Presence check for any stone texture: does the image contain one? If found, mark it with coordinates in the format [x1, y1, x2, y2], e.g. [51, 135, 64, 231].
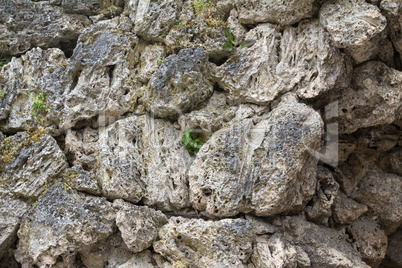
[142, 48, 214, 119]
[0, 195, 29, 259]
[332, 191, 368, 225]
[97, 115, 192, 211]
[380, 147, 402, 176]
[114, 199, 167, 253]
[380, 0, 402, 62]
[65, 127, 99, 170]
[189, 100, 323, 217]
[351, 171, 402, 234]
[305, 166, 339, 226]
[279, 216, 371, 268]
[14, 185, 116, 267]
[320, 0, 388, 63]
[215, 20, 351, 104]
[346, 220, 387, 267]
[338, 62, 402, 134]
[63, 165, 100, 195]
[382, 228, 402, 268]
[235, 0, 315, 26]
[249, 234, 311, 268]
[0, 132, 67, 199]
[153, 217, 254, 267]
[0, 0, 91, 56]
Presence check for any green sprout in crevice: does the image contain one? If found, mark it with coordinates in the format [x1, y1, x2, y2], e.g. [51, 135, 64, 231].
[24, 92, 49, 126]
[223, 29, 256, 52]
[182, 128, 205, 155]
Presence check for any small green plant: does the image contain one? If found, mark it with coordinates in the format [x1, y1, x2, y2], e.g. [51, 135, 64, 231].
[223, 30, 256, 52]
[182, 129, 204, 155]
[157, 57, 166, 65]
[0, 90, 5, 100]
[31, 201, 38, 207]
[24, 92, 49, 125]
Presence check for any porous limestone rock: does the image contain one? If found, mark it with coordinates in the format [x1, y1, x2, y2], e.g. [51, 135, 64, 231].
[380, 147, 402, 176]
[338, 62, 402, 134]
[380, 0, 402, 62]
[189, 101, 323, 217]
[65, 127, 99, 170]
[332, 191, 368, 225]
[320, 0, 388, 63]
[215, 20, 351, 104]
[382, 228, 402, 268]
[116, 250, 169, 268]
[0, 0, 91, 56]
[351, 171, 402, 234]
[63, 165, 100, 195]
[279, 216, 370, 268]
[97, 115, 192, 211]
[125, 0, 183, 42]
[14, 185, 116, 268]
[346, 220, 388, 267]
[0, 195, 29, 259]
[305, 166, 339, 226]
[142, 48, 214, 119]
[153, 217, 254, 267]
[114, 199, 167, 253]
[249, 234, 311, 268]
[235, 0, 315, 26]
[0, 132, 67, 199]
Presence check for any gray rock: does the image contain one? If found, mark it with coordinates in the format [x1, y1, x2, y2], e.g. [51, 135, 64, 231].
[63, 165, 100, 195]
[250, 234, 310, 268]
[65, 127, 98, 170]
[338, 62, 402, 134]
[380, 147, 402, 176]
[280, 216, 370, 268]
[235, 0, 315, 26]
[382, 228, 402, 268]
[14, 185, 116, 267]
[142, 48, 214, 119]
[346, 220, 387, 267]
[380, 0, 402, 62]
[116, 250, 168, 268]
[244, 215, 276, 235]
[320, 0, 387, 63]
[97, 115, 192, 211]
[189, 101, 323, 217]
[351, 171, 402, 234]
[215, 20, 351, 104]
[0, 132, 67, 199]
[125, 0, 183, 42]
[305, 166, 339, 226]
[0, 195, 29, 259]
[114, 199, 167, 253]
[0, 0, 91, 56]
[332, 192, 368, 225]
[153, 217, 254, 267]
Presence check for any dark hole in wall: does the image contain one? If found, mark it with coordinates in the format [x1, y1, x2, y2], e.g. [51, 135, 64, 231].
[59, 39, 78, 58]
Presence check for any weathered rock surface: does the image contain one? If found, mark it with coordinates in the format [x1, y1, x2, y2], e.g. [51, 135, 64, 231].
[189, 100, 323, 217]
[142, 48, 214, 119]
[380, 0, 402, 62]
[338, 61, 402, 134]
[0, 0, 91, 56]
[0, 132, 67, 199]
[154, 217, 254, 267]
[332, 191, 368, 225]
[346, 220, 388, 267]
[351, 171, 402, 234]
[382, 228, 402, 268]
[216, 20, 351, 104]
[279, 216, 371, 268]
[380, 147, 402, 176]
[320, 0, 387, 63]
[235, 0, 315, 26]
[14, 185, 116, 267]
[114, 199, 167, 253]
[63, 165, 100, 195]
[97, 115, 192, 211]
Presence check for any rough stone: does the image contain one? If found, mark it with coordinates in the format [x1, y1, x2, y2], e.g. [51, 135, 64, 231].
[0, 0, 91, 56]
[97, 115, 192, 211]
[189, 101, 323, 217]
[380, 147, 402, 176]
[305, 166, 339, 226]
[244, 215, 276, 235]
[338, 62, 402, 134]
[0, 195, 29, 259]
[280, 216, 370, 268]
[215, 20, 351, 104]
[114, 199, 167, 253]
[0, 132, 67, 199]
[235, 0, 315, 26]
[351, 171, 402, 234]
[249, 234, 311, 268]
[382, 228, 402, 268]
[380, 0, 402, 62]
[65, 127, 99, 170]
[346, 220, 388, 267]
[14, 185, 116, 267]
[63, 165, 100, 195]
[142, 48, 214, 119]
[320, 0, 388, 63]
[153, 217, 254, 267]
[332, 191, 368, 225]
